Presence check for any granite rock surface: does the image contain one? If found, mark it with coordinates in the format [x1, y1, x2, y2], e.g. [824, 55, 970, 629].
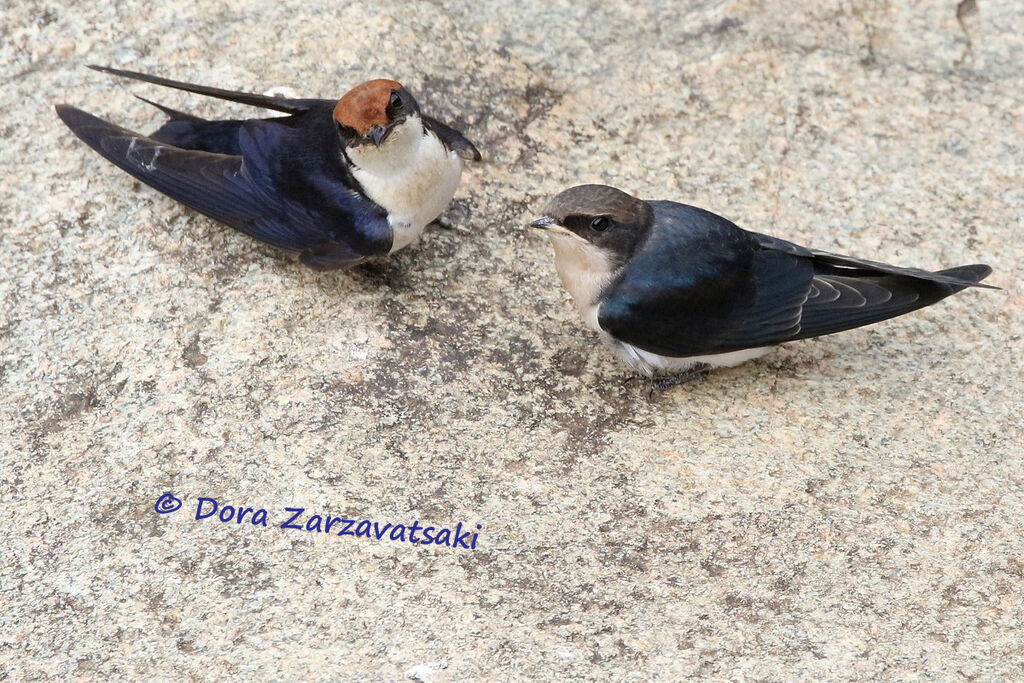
[1, 0, 1022, 679]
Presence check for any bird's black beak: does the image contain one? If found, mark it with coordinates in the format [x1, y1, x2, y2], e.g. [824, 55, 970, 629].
[530, 216, 556, 230]
[369, 125, 387, 148]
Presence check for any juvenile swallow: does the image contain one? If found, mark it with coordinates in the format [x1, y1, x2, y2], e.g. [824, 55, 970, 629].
[531, 185, 995, 378]
[56, 66, 481, 269]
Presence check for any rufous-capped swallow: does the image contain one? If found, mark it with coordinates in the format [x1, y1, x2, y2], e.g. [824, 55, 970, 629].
[56, 66, 481, 269]
[531, 185, 995, 378]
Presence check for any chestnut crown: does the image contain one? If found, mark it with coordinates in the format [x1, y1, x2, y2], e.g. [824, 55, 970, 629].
[333, 79, 419, 141]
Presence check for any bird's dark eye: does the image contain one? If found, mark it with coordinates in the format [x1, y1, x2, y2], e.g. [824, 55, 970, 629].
[590, 216, 611, 232]
[388, 91, 402, 109]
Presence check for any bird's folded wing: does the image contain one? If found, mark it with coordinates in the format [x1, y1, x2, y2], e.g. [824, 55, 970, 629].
[791, 264, 991, 340]
[600, 230, 993, 358]
[56, 105, 390, 268]
[422, 115, 482, 161]
[598, 240, 814, 357]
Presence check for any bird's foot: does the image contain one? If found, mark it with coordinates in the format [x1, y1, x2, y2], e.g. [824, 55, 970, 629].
[646, 364, 712, 398]
[430, 217, 472, 236]
[622, 373, 646, 387]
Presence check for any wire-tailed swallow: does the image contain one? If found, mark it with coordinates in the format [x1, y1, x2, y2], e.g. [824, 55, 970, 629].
[531, 184, 995, 377]
[56, 66, 481, 270]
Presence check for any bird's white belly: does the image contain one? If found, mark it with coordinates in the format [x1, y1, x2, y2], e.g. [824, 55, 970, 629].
[606, 337, 770, 377]
[349, 123, 463, 253]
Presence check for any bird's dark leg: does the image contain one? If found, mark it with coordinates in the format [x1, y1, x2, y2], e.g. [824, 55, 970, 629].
[430, 217, 456, 231]
[430, 217, 473, 236]
[646, 363, 713, 397]
[622, 373, 647, 387]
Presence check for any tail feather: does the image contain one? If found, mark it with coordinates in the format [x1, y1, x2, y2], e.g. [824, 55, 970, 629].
[88, 65, 321, 114]
[133, 96, 249, 156]
[935, 263, 993, 286]
[134, 95, 204, 122]
[149, 117, 247, 156]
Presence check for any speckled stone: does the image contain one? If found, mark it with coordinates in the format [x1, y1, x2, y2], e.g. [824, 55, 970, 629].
[1, 0, 1022, 679]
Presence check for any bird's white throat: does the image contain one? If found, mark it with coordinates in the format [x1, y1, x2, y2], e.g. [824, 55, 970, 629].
[347, 114, 463, 253]
[547, 233, 618, 330]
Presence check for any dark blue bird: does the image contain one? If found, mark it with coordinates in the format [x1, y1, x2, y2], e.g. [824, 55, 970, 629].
[531, 185, 995, 378]
[57, 66, 481, 270]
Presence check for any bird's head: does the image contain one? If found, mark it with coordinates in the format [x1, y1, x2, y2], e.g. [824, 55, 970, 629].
[530, 185, 653, 268]
[333, 79, 421, 149]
